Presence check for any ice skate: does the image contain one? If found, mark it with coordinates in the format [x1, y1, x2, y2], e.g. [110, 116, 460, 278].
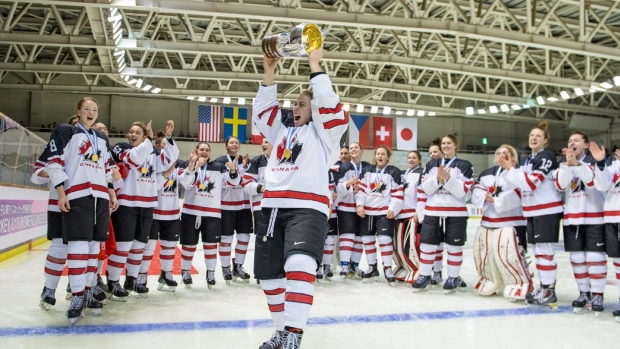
[316, 266, 324, 281]
[412, 274, 431, 293]
[527, 287, 558, 310]
[207, 270, 216, 289]
[571, 292, 592, 314]
[430, 271, 443, 288]
[338, 264, 348, 278]
[85, 289, 103, 316]
[259, 330, 286, 349]
[66, 294, 85, 326]
[106, 280, 128, 302]
[591, 294, 604, 317]
[443, 276, 467, 295]
[65, 283, 72, 301]
[124, 275, 149, 298]
[91, 284, 107, 304]
[613, 308, 620, 323]
[282, 330, 302, 349]
[525, 284, 542, 304]
[157, 270, 177, 292]
[361, 264, 379, 283]
[96, 274, 108, 293]
[384, 267, 396, 286]
[323, 264, 333, 281]
[222, 266, 233, 285]
[39, 286, 56, 311]
[182, 269, 193, 288]
[233, 264, 251, 283]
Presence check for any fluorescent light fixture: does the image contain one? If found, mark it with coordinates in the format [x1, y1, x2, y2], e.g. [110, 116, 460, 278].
[382, 107, 391, 115]
[406, 110, 415, 116]
[600, 82, 613, 89]
[114, 35, 122, 46]
[113, 49, 124, 57]
[186, 96, 195, 100]
[428, 112, 436, 116]
[136, 79, 143, 88]
[547, 96, 558, 102]
[151, 88, 162, 94]
[574, 88, 584, 96]
[113, 20, 122, 33]
[614, 76, 620, 86]
[370, 106, 378, 113]
[223, 97, 231, 104]
[115, 55, 125, 64]
[198, 96, 206, 102]
[536, 96, 545, 105]
[110, 8, 119, 17]
[395, 110, 403, 115]
[560, 91, 570, 99]
[511, 104, 521, 110]
[477, 109, 486, 114]
[107, 15, 122, 23]
[118, 62, 126, 72]
[500, 104, 509, 112]
[142, 84, 152, 92]
[417, 110, 424, 117]
[282, 100, 291, 108]
[489, 106, 498, 114]
[238, 97, 246, 105]
[113, 29, 123, 40]
[465, 107, 474, 115]
[210, 97, 218, 103]
[127, 79, 137, 85]
[342, 104, 350, 111]
[123, 75, 130, 82]
[356, 104, 364, 113]
[522, 104, 530, 109]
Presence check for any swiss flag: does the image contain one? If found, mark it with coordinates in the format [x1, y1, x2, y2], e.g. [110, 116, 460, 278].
[396, 117, 417, 150]
[373, 116, 393, 148]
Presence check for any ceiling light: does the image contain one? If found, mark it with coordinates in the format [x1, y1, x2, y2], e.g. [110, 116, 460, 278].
[574, 88, 584, 96]
[223, 97, 231, 104]
[600, 82, 613, 89]
[187, 96, 195, 100]
[547, 97, 558, 102]
[522, 104, 530, 109]
[127, 79, 137, 85]
[465, 107, 474, 115]
[113, 20, 122, 33]
[113, 29, 123, 40]
[614, 76, 620, 86]
[210, 97, 218, 103]
[114, 35, 122, 46]
[107, 15, 122, 23]
[417, 110, 424, 117]
[123, 75, 130, 82]
[489, 106, 498, 114]
[238, 97, 246, 105]
[198, 96, 206, 102]
[500, 104, 509, 112]
[113, 49, 124, 57]
[406, 110, 414, 116]
[356, 104, 364, 113]
[151, 87, 161, 94]
[370, 106, 378, 113]
[395, 110, 403, 115]
[282, 100, 291, 108]
[560, 91, 570, 99]
[110, 8, 119, 17]
[511, 104, 521, 110]
[118, 62, 126, 72]
[342, 104, 350, 111]
[382, 107, 391, 115]
[428, 112, 436, 116]
[536, 96, 545, 105]
[477, 109, 486, 114]
[135, 79, 143, 88]
[142, 84, 152, 92]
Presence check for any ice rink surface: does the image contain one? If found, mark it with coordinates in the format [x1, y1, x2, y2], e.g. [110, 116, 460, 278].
[1, 221, 618, 349]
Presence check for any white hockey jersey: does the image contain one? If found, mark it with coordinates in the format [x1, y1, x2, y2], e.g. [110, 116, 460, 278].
[593, 158, 620, 223]
[336, 160, 371, 213]
[153, 163, 185, 221]
[32, 148, 60, 213]
[112, 138, 179, 208]
[180, 161, 240, 218]
[242, 154, 269, 212]
[503, 149, 563, 217]
[555, 155, 605, 225]
[472, 166, 526, 228]
[214, 154, 250, 210]
[419, 157, 474, 217]
[252, 73, 348, 217]
[397, 166, 422, 219]
[356, 165, 404, 216]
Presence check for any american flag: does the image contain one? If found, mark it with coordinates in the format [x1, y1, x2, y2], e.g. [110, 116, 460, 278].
[198, 105, 222, 142]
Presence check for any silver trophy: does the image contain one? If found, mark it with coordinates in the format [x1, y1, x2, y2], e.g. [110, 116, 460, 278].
[262, 23, 324, 58]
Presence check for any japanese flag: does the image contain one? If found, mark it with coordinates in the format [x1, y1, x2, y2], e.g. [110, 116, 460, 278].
[396, 117, 417, 151]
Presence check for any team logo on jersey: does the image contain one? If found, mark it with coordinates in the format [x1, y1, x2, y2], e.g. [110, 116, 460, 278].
[163, 178, 177, 192]
[370, 181, 387, 193]
[197, 179, 215, 193]
[488, 185, 503, 197]
[570, 177, 585, 193]
[138, 163, 154, 177]
[613, 173, 620, 187]
[276, 134, 303, 164]
[77, 140, 101, 162]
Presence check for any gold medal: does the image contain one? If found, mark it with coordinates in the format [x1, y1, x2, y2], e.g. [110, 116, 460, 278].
[199, 183, 206, 190]
[283, 148, 291, 159]
[167, 179, 174, 186]
[141, 167, 148, 174]
[375, 182, 381, 189]
[91, 154, 99, 162]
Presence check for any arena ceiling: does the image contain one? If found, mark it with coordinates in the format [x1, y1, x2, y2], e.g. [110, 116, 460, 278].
[1, 0, 620, 126]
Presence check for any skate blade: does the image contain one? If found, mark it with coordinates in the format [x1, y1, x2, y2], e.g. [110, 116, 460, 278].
[412, 286, 429, 293]
[39, 302, 53, 311]
[233, 277, 250, 284]
[65, 293, 72, 301]
[573, 306, 592, 314]
[324, 277, 332, 282]
[362, 277, 379, 284]
[387, 282, 395, 287]
[157, 284, 176, 292]
[444, 288, 457, 295]
[527, 303, 558, 310]
[593, 311, 602, 318]
[87, 308, 102, 316]
[184, 283, 193, 289]
[128, 291, 148, 299]
[207, 284, 214, 290]
[615, 316, 620, 323]
[225, 280, 231, 285]
[67, 312, 84, 326]
[109, 295, 128, 302]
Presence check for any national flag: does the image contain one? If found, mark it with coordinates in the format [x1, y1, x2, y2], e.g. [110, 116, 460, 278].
[198, 105, 222, 142]
[223, 107, 248, 143]
[251, 117, 264, 144]
[372, 116, 393, 148]
[396, 117, 418, 150]
[348, 114, 370, 148]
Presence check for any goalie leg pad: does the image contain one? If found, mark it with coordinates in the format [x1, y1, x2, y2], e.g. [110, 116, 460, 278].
[473, 226, 502, 296]
[492, 227, 532, 300]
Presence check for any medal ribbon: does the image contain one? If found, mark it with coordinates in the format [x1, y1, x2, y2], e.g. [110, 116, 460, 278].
[76, 122, 99, 162]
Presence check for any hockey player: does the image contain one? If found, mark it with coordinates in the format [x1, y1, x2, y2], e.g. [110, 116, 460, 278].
[591, 141, 620, 321]
[355, 146, 404, 285]
[394, 150, 423, 283]
[471, 145, 530, 300]
[213, 137, 253, 283]
[109, 120, 178, 300]
[336, 142, 371, 278]
[319, 168, 339, 281]
[412, 134, 473, 294]
[252, 49, 348, 349]
[44, 97, 118, 324]
[501, 121, 563, 308]
[178, 143, 239, 289]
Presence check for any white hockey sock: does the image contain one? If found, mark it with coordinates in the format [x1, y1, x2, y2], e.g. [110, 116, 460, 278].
[234, 233, 250, 265]
[534, 243, 556, 286]
[126, 240, 146, 278]
[139, 239, 157, 274]
[203, 243, 218, 271]
[43, 238, 67, 290]
[106, 241, 132, 282]
[569, 251, 589, 292]
[614, 258, 620, 292]
[86, 241, 100, 290]
[180, 244, 196, 271]
[419, 243, 437, 276]
[260, 278, 287, 331]
[378, 235, 393, 268]
[322, 235, 335, 266]
[351, 235, 363, 264]
[337, 233, 354, 266]
[361, 235, 377, 266]
[219, 235, 233, 268]
[587, 251, 607, 294]
[159, 240, 177, 272]
[433, 242, 444, 272]
[67, 241, 89, 294]
[446, 244, 463, 278]
[284, 254, 316, 330]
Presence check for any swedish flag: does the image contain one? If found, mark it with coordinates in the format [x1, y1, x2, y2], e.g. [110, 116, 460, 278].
[223, 107, 248, 143]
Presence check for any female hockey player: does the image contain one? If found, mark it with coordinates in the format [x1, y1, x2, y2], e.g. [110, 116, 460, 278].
[252, 49, 348, 349]
[355, 145, 404, 285]
[471, 144, 530, 300]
